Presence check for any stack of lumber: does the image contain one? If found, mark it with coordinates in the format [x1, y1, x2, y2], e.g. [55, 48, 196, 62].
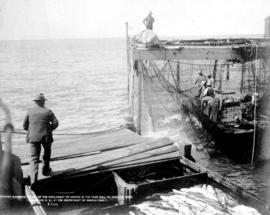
[14, 128, 179, 182]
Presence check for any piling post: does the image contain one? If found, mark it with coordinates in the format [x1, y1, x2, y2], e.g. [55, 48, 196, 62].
[240, 60, 245, 93]
[251, 46, 258, 164]
[184, 144, 196, 162]
[212, 60, 218, 88]
[126, 22, 132, 113]
[176, 61, 180, 87]
[218, 64, 223, 92]
[136, 61, 143, 135]
[128, 58, 135, 117]
[226, 62, 230, 80]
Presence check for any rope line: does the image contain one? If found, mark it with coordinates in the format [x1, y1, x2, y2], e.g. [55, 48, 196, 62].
[0, 126, 123, 136]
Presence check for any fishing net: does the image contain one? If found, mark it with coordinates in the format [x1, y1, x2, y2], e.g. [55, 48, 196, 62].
[130, 54, 270, 142]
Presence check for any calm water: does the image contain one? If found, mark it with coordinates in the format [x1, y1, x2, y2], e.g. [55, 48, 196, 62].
[0, 39, 269, 212]
[0, 39, 128, 133]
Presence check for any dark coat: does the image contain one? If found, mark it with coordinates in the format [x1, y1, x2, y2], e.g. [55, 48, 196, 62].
[23, 106, 58, 143]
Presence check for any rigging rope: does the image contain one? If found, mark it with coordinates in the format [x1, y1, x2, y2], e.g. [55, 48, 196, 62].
[0, 126, 123, 136]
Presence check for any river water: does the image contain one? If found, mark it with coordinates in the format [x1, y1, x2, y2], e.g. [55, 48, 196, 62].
[0, 38, 269, 213]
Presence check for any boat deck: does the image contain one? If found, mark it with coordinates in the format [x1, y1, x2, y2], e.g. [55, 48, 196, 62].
[13, 128, 179, 182]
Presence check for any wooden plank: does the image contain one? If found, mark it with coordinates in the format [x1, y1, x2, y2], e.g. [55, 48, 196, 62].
[111, 151, 180, 168]
[132, 45, 270, 61]
[36, 157, 181, 185]
[133, 46, 241, 61]
[54, 137, 173, 173]
[21, 150, 101, 166]
[106, 144, 178, 166]
[30, 137, 173, 181]
[14, 128, 148, 164]
[22, 144, 177, 179]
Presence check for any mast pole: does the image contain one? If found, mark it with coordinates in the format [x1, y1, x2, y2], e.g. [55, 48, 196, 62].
[137, 61, 143, 135]
[126, 22, 132, 115]
[251, 46, 258, 164]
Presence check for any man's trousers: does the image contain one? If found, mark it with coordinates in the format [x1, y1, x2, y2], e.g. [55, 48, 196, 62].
[29, 140, 51, 185]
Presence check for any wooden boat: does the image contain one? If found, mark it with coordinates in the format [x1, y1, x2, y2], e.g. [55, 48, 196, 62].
[181, 91, 265, 163]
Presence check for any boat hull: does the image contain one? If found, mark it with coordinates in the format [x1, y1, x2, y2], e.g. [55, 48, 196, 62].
[181, 97, 262, 163]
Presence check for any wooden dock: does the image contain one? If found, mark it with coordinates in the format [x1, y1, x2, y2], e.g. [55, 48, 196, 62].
[9, 128, 269, 214]
[13, 128, 179, 182]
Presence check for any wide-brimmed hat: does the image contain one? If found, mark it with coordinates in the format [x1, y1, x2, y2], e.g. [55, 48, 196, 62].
[33, 93, 47, 101]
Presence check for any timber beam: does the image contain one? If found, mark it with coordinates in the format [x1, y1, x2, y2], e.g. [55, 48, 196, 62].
[132, 46, 241, 61]
[132, 45, 269, 61]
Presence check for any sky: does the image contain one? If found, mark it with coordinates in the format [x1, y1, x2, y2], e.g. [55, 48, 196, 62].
[0, 0, 270, 40]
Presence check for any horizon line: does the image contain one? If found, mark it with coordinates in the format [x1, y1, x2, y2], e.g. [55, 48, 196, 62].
[0, 33, 264, 42]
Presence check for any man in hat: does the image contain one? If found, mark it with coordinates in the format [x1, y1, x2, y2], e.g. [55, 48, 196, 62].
[195, 71, 206, 85]
[143, 11, 155, 30]
[23, 93, 58, 185]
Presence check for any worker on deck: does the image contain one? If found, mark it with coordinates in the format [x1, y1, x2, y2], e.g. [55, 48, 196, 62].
[195, 71, 206, 86]
[194, 71, 207, 98]
[23, 93, 58, 185]
[207, 74, 214, 87]
[240, 94, 254, 121]
[143, 11, 155, 30]
[201, 83, 215, 109]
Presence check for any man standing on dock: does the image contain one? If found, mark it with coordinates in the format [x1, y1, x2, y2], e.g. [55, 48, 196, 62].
[143, 11, 154, 30]
[23, 93, 58, 185]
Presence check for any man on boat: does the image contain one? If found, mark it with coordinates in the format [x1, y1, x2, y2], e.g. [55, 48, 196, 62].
[23, 93, 58, 185]
[143, 11, 155, 30]
[207, 74, 214, 87]
[195, 71, 207, 97]
[195, 71, 206, 85]
[201, 83, 215, 109]
[240, 94, 254, 121]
